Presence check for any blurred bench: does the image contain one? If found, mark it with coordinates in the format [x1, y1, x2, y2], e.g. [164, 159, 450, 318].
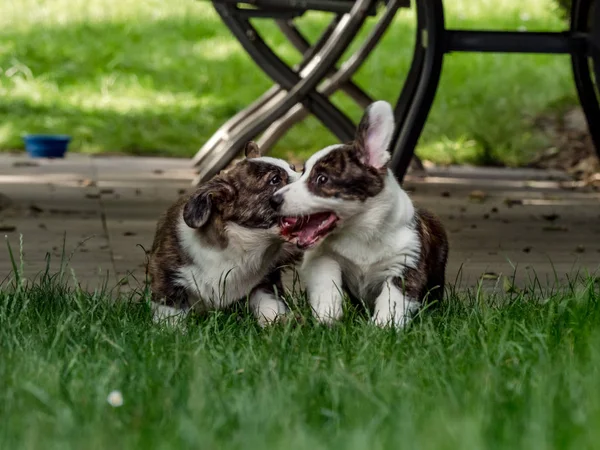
[193, 0, 600, 184]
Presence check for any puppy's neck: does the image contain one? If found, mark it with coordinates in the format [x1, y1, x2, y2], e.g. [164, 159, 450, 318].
[178, 218, 280, 267]
[341, 170, 415, 240]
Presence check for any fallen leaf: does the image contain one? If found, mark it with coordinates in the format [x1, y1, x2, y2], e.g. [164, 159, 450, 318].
[575, 245, 585, 253]
[543, 225, 569, 232]
[469, 190, 487, 203]
[38, 223, 47, 230]
[28, 204, 44, 214]
[79, 179, 96, 187]
[85, 193, 100, 199]
[99, 188, 114, 195]
[481, 272, 500, 281]
[441, 191, 451, 198]
[504, 198, 523, 207]
[522, 246, 532, 253]
[483, 213, 490, 219]
[503, 276, 521, 294]
[541, 213, 560, 222]
[0, 225, 16, 232]
[491, 207, 499, 213]
[123, 231, 136, 237]
[178, 189, 187, 195]
[153, 169, 164, 175]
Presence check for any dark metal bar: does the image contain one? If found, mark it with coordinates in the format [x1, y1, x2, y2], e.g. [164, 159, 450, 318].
[259, 0, 403, 152]
[276, 19, 372, 105]
[194, 0, 372, 183]
[447, 30, 579, 54]
[389, 0, 446, 182]
[571, 0, 600, 160]
[236, 8, 302, 19]
[218, 0, 375, 14]
[193, 14, 343, 167]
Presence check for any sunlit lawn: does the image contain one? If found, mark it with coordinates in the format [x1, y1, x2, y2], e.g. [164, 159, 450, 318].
[0, 0, 575, 165]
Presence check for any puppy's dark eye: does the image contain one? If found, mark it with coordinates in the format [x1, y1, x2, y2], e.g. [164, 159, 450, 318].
[289, 164, 296, 171]
[316, 174, 328, 185]
[269, 174, 282, 185]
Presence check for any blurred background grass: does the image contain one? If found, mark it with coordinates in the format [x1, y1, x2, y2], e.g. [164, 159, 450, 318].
[0, 0, 576, 165]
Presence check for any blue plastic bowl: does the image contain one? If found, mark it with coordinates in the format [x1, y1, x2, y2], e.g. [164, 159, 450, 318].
[23, 134, 71, 158]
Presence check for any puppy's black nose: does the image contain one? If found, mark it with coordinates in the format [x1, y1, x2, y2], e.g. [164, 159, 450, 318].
[270, 192, 284, 210]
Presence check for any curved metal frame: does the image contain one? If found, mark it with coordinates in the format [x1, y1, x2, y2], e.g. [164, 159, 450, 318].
[196, 0, 600, 186]
[192, 15, 342, 167]
[258, 0, 402, 153]
[389, 0, 445, 181]
[193, 0, 374, 183]
[572, 0, 600, 159]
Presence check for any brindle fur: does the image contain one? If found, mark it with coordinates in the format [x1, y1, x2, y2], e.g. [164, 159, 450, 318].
[393, 209, 448, 305]
[306, 143, 386, 201]
[148, 142, 299, 310]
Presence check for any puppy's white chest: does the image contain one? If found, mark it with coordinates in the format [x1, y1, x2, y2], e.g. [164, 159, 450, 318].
[328, 225, 421, 301]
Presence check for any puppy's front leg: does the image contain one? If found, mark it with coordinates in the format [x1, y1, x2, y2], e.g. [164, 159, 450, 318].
[302, 255, 343, 325]
[249, 288, 289, 327]
[372, 279, 420, 328]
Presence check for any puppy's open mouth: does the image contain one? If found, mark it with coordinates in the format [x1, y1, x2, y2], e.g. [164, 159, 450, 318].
[279, 212, 339, 249]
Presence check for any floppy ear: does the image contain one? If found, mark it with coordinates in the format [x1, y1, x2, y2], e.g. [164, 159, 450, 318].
[356, 101, 395, 169]
[244, 141, 260, 159]
[183, 180, 235, 228]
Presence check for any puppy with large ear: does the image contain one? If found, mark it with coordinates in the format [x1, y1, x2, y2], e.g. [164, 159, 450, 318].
[355, 100, 394, 171]
[182, 179, 235, 230]
[148, 141, 300, 326]
[274, 101, 449, 328]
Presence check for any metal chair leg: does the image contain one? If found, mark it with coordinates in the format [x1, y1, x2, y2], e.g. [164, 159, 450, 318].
[258, 0, 403, 153]
[276, 19, 372, 106]
[192, 14, 342, 167]
[389, 0, 446, 183]
[193, 0, 373, 184]
[571, 0, 600, 160]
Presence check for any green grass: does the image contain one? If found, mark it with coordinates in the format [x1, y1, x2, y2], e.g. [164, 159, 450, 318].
[2, 244, 600, 449]
[0, 0, 576, 166]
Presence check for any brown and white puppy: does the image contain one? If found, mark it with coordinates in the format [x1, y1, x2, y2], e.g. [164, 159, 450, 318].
[148, 142, 299, 326]
[271, 101, 448, 327]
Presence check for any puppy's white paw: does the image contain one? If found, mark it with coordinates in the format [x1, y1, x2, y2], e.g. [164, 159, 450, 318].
[372, 283, 420, 329]
[255, 300, 289, 327]
[313, 299, 343, 325]
[250, 290, 289, 327]
[151, 303, 189, 329]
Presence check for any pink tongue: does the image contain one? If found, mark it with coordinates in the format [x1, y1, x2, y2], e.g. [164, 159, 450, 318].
[297, 222, 322, 247]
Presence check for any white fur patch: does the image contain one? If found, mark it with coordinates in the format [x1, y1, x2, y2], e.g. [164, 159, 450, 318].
[152, 303, 189, 327]
[372, 279, 420, 327]
[362, 101, 394, 169]
[175, 218, 281, 309]
[253, 156, 299, 181]
[301, 254, 344, 324]
[249, 288, 289, 327]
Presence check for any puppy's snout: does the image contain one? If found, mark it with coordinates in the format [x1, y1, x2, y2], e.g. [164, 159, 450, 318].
[270, 192, 284, 210]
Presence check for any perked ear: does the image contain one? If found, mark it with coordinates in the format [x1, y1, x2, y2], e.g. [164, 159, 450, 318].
[182, 180, 235, 229]
[356, 101, 395, 169]
[244, 141, 261, 159]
